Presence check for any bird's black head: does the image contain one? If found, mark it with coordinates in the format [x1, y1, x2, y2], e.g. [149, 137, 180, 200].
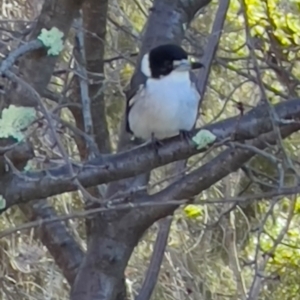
[141, 44, 198, 79]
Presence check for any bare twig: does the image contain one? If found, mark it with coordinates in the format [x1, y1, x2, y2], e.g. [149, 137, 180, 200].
[196, 0, 230, 100]
[19, 200, 84, 284]
[135, 216, 172, 300]
[4, 70, 101, 203]
[0, 39, 43, 75]
[216, 57, 289, 99]
[135, 4, 230, 296]
[103, 52, 138, 64]
[239, 0, 285, 156]
[0, 200, 186, 239]
[2, 182, 300, 242]
[74, 15, 99, 159]
[1, 98, 300, 208]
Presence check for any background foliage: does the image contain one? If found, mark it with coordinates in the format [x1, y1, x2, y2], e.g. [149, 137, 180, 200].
[1, 0, 300, 299]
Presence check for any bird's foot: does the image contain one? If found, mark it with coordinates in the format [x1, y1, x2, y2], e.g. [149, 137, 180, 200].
[179, 130, 193, 144]
[151, 133, 163, 155]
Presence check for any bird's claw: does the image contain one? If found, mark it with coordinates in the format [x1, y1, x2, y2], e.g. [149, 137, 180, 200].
[179, 130, 193, 143]
[151, 133, 163, 155]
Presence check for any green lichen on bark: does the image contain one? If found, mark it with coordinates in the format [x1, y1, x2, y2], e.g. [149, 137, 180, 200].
[192, 129, 217, 149]
[37, 27, 64, 56]
[0, 195, 6, 210]
[0, 105, 36, 141]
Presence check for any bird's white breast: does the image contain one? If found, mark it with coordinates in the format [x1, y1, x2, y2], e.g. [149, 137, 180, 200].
[128, 72, 199, 140]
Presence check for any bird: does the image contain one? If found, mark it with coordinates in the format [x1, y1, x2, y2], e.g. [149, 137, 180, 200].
[126, 44, 203, 144]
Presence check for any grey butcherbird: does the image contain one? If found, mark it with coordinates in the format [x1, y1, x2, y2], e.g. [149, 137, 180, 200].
[126, 44, 204, 145]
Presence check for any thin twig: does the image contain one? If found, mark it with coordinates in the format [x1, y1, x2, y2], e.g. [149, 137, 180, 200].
[74, 15, 99, 159]
[2, 182, 300, 240]
[196, 0, 230, 102]
[4, 70, 101, 204]
[0, 39, 43, 75]
[135, 216, 172, 300]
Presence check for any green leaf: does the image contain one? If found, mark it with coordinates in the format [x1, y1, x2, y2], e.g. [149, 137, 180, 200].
[184, 204, 202, 218]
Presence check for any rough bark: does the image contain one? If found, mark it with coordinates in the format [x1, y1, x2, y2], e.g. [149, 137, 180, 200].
[2, 1, 300, 299]
[20, 201, 84, 284]
[1, 0, 86, 286]
[7, 0, 85, 107]
[70, 1, 213, 299]
[1, 98, 300, 208]
[69, 0, 110, 158]
[135, 2, 230, 296]
[136, 216, 173, 300]
[67, 0, 110, 241]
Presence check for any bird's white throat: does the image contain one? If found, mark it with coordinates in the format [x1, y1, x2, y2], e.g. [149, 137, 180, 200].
[147, 70, 190, 85]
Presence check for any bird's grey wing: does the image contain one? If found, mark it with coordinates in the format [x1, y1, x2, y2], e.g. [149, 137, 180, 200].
[190, 60, 204, 101]
[125, 83, 146, 133]
[189, 70, 201, 98]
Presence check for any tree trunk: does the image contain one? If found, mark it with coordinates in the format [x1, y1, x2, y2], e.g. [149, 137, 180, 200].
[70, 0, 212, 299]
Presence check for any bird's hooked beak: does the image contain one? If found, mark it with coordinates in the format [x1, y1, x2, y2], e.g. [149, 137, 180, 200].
[191, 61, 204, 70]
[173, 59, 191, 71]
[174, 59, 204, 72]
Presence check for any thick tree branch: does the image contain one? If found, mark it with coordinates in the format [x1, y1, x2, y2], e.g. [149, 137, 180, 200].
[0, 40, 43, 75]
[68, 0, 113, 296]
[135, 216, 172, 300]
[105, 0, 208, 197]
[0, 141, 34, 176]
[122, 123, 300, 237]
[20, 201, 84, 284]
[70, 0, 110, 158]
[4, 185, 300, 239]
[136, 2, 229, 297]
[1, 0, 86, 287]
[1, 99, 300, 210]
[7, 0, 86, 106]
[70, 1, 213, 299]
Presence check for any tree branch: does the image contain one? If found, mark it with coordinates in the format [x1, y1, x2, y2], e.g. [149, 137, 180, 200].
[1, 98, 300, 209]
[135, 216, 172, 300]
[20, 200, 84, 284]
[196, 0, 230, 98]
[70, 0, 110, 157]
[67, 0, 110, 211]
[0, 0, 86, 287]
[0, 40, 43, 75]
[7, 0, 86, 106]
[113, 122, 300, 244]
[136, 2, 229, 297]
[70, 1, 214, 299]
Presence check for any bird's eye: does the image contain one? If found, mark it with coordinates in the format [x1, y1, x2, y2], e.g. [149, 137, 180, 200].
[166, 61, 173, 68]
[162, 60, 173, 71]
